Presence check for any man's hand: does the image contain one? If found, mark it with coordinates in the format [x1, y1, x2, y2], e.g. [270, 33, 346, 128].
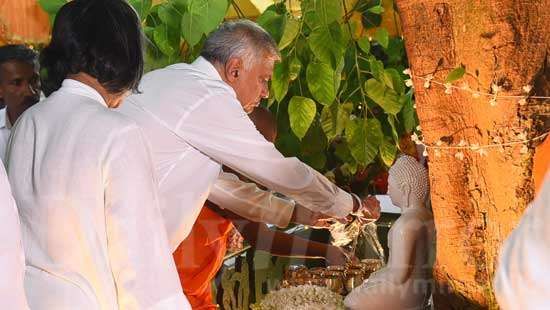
[351, 195, 381, 223]
[290, 205, 339, 228]
[361, 196, 381, 220]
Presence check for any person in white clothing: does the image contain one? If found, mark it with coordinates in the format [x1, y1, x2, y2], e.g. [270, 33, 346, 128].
[0, 160, 28, 308]
[494, 173, 550, 309]
[117, 20, 380, 250]
[0, 45, 40, 163]
[7, 1, 189, 309]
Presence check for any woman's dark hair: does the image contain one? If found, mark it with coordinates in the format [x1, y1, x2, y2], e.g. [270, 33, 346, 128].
[40, 0, 144, 96]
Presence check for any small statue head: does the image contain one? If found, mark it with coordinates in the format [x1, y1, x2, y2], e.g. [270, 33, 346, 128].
[388, 155, 429, 208]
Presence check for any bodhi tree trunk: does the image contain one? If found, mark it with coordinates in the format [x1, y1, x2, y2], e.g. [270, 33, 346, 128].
[395, 0, 549, 308]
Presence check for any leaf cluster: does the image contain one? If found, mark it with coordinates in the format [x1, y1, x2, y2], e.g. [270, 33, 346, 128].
[261, 0, 419, 193]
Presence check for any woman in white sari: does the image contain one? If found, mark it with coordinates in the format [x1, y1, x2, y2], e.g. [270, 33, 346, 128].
[6, 0, 188, 309]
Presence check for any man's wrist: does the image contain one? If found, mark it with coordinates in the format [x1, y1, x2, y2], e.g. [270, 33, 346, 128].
[351, 193, 361, 213]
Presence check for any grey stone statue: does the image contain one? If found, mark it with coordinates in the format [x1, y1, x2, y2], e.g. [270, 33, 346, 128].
[345, 155, 435, 310]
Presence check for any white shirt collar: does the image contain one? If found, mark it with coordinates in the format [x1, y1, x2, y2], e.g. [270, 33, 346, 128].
[0, 108, 10, 130]
[191, 56, 223, 81]
[59, 79, 108, 108]
[166, 56, 238, 101]
[168, 56, 224, 82]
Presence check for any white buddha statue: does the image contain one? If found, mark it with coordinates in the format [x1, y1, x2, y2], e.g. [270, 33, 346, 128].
[344, 155, 435, 310]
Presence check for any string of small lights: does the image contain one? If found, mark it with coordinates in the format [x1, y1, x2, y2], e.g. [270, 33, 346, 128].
[401, 69, 549, 159]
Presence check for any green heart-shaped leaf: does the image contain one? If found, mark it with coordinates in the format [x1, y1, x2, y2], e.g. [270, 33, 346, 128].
[307, 62, 336, 105]
[181, 0, 228, 46]
[279, 18, 300, 50]
[445, 66, 466, 83]
[365, 78, 403, 115]
[375, 28, 389, 49]
[288, 96, 317, 140]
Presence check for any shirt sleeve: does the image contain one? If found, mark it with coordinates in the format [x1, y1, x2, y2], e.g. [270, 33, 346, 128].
[177, 94, 353, 218]
[208, 171, 295, 228]
[494, 173, 550, 310]
[104, 125, 189, 310]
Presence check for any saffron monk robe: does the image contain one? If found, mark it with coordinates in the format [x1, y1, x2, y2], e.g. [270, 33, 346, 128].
[533, 135, 549, 195]
[173, 107, 359, 309]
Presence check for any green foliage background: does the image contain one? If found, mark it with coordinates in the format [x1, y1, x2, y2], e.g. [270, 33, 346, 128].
[39, 0, 418, 194]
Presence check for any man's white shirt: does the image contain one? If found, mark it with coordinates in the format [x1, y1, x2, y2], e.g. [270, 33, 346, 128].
[118, 56, 354, 250]
[0, 107, 12, 164]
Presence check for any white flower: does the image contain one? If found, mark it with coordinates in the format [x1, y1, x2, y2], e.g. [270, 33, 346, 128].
[520, 145, 528, 154]
[455, 152, 465, 160]
[444, 83, 452, 94]
[478, 149, 488, 157]
[518, 98, 527, 105]
[522, 85, 532, 93]
[423, 74, 434, 89]
[436, 140, 443, 146]
[491, 83, 502, 94]
[405, 79, 414, 87]
[517, 132, 527, 141]
[416, 125, 422, 131]
[403, 68, 412, 76]
[458, 139, 467, 147]
[254, 285, 345, 310]
[411, 133, 423, 145]
[413, 104, 417, 109]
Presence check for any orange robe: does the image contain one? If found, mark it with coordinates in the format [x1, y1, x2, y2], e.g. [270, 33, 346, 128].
[534, 137, 550, 195]
[173, 205, 233, 309]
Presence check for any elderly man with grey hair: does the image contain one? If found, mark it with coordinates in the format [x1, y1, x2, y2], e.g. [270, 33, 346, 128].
[117, 20, 379, 252]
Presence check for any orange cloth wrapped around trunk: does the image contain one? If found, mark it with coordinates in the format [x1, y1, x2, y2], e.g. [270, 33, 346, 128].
[173, 205, 233, 309]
